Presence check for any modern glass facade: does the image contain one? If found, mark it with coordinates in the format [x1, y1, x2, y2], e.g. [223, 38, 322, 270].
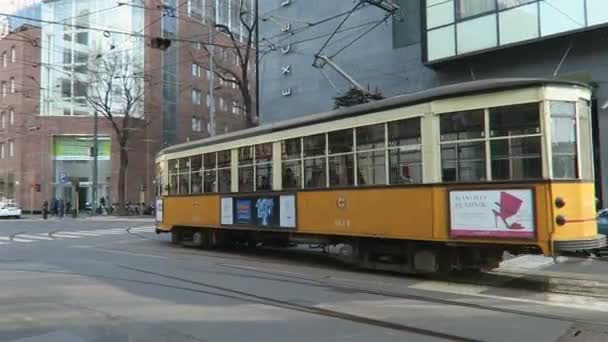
[40, 0, 145, 116]
[425, 0, 608, 63]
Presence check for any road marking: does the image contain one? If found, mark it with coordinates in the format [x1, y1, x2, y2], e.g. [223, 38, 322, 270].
[72, 246, 168, 259]
[58, 231, 103, 236]
[90, 230, 125, 235]
[52, 233, 82, 239]
[11, 237, 34, 243]
[16, 234, 54, 241]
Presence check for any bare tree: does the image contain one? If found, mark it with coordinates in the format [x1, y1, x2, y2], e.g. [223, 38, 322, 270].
[193, 0, 257, 125]
[84, 52, 147, 215]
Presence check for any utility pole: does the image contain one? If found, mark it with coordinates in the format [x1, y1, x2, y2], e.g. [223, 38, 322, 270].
[255, 0, 260, 122]
[209, 18, 216, 137]
[92, 110, 98, 216]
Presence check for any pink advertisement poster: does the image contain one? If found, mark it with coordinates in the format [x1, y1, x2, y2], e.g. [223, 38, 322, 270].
[449, 189, 536, 239]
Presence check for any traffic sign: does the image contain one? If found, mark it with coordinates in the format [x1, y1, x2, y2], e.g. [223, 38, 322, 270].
[60, 173, 69, 184]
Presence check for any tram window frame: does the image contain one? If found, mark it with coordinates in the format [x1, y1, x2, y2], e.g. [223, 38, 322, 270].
[281, 138, 302, 190]
[440, 110, 487, 182]
[255, 143, 273, 191]
[388, 118, 423, 184]
[328, 129, 355, 187]
[550, 101, 578, 179]
[303, 134, 327, 188]
[356, 123, 387, 186]
[578, 100, 593, 180]
[178, 157, 191, 195]
[238, 146, 254, 192]
[203, 152, 218, 193]
[488, 103, 543, 181]
[217, 150, 231, 193]
[190, 155, 203, 194]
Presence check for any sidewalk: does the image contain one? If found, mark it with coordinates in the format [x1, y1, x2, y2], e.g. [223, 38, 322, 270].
[19, 214, 155, 222]
[494, 254, 608, 297]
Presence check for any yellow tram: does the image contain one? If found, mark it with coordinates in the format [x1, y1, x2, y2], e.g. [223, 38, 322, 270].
[155, 79, 606, 272]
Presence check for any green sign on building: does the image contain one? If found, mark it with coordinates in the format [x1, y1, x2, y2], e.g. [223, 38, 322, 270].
[53, 136, 111, 161]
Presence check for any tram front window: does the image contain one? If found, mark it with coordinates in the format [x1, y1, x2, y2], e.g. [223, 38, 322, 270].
[551, 101, 578, 179]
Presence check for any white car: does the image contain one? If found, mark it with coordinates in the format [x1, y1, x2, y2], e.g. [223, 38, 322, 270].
[0, 202, 21, 219]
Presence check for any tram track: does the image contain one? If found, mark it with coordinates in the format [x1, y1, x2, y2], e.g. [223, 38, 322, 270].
[127, 225, 608, 297]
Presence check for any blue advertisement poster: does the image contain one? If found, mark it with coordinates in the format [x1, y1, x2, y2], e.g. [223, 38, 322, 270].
[236, 199, 252, 224]
[230, 196, 282, 228]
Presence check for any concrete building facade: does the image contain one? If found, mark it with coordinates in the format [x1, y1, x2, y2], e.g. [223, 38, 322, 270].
[258, 0, 608, 205]
[0, 0, 252, 212]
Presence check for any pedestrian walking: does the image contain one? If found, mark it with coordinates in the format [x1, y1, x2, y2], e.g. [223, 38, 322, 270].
[66, 201, 72, 217]
[50, 198, 57, 216]
[42, 200, 48, 220]
[58, 199, 64, 218]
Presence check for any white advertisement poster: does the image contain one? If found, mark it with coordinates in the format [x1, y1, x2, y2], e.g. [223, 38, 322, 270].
[220, 197, 233, 225]
[449, 189, 535, 239]
[155, 198, 163, 223]
[279, 195, 296, 228]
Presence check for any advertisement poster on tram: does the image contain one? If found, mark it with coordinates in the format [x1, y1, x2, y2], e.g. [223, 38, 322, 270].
[220, 195, 297, 229]
[449, 189, 535, 239]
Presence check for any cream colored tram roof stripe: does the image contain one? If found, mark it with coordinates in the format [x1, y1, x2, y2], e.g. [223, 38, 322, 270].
[158, 82, 591, 162]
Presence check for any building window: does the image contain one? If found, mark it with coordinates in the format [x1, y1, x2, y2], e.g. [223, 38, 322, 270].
[188, 0, 204, 21]
[192, 116, 202, 132]
[1, 82, 6, 97]
[425, 0, 594, 63]
[0, 143, 5, 159]
[232, 101, 240, 114]
[10, 47, 15, 63]
[456, 0, 495, 19]
[192, 63, 201, 77]
[192, 88, 202, 105]
[1, 52, 5, 68]
[551, 101, 577, 179]
[440, 110, 486, 182]
[9, 78, 14, 93]
[0, 112, 5, 129]
[9, 109, 13, 125]
[8, 140, 14, 157]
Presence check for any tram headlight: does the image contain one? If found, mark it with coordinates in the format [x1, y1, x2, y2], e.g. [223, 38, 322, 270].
[555, 197, 566, 209]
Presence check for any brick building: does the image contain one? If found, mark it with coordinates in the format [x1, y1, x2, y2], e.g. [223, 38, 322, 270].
[0, 0, 253, 212]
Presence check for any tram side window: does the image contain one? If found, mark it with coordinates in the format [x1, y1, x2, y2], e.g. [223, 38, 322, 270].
[357, 123, 386, 186]
[178, 157, 191, 195]
[388, 118, 422, 184]
[440, 110, 486, 182]
[168, 159, 178, 195]
[217, 150, 231, 193]
[203, 152, 217, 193]
[256, 143, 273, 191]
[282, 138, 302, 190]
[191, 155, 203, 194]
[328, 129, 354, 187]
[304, 134, 327, 188]
[489, 103, 542, 180]
[578, 100, 593, 180]
[551, 101, 578, 179]
[239, 146, 254, 192]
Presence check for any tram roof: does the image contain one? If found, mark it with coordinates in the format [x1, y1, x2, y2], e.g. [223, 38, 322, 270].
[158, 78, 589, 157]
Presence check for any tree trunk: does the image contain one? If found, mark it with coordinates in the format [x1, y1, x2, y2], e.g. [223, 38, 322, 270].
[117, 144, 129, 216]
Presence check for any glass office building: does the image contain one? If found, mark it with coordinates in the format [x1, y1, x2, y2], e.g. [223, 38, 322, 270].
[40, 0, 145, 207]
[425, 0, 608, 63]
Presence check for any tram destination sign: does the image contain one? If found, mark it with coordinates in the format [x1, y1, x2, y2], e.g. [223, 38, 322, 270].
[449, 189, 536, 239]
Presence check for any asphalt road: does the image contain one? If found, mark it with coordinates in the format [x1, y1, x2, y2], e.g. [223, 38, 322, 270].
[0, 217, 606, 342]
